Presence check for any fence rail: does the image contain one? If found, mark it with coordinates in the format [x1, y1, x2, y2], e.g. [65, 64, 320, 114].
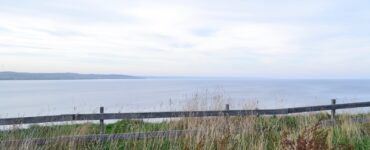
[0, 130, 197, 146]
[1, 100, 370, 126]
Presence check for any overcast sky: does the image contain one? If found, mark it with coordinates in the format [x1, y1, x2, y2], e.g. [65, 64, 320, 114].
[0, 0, 370, 78]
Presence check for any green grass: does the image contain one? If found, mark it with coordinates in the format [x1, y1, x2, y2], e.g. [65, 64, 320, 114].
[1, 113, 370, 150]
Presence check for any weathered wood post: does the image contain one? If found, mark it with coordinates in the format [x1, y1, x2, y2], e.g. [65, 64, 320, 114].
[225, 104, 230, 111]
[100, 107, 105, 134]
[224, 104, 230, 128]
[331, 99, 336, 120]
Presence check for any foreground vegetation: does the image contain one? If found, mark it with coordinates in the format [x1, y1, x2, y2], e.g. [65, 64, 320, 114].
[1, 92, 370, 149]
[1, 113, 370, 150]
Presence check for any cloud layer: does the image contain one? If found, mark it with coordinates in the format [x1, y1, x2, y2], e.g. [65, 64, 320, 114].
[1, 0, 370, 78]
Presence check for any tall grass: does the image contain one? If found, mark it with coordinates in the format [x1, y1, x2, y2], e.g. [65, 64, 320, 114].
[1, 92, 370, 150]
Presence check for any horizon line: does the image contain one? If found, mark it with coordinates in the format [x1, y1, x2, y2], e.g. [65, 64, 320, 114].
[1, 71, 370, 80]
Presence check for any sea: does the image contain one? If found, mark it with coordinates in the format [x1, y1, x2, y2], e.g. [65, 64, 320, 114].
[1, 79, 370, 118]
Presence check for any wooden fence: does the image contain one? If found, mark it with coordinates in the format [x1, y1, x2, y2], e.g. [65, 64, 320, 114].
[1, 99, 370, 145]
[2, 99, 370, 127]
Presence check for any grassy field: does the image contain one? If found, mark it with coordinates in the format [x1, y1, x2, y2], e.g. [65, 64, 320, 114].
[1, 92, 370, 150]
[1, 113, 370, 150]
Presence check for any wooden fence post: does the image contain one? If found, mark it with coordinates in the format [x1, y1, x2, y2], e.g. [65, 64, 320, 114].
[225, 104, 230, 111]
[100, 107, 105, 134]
[331, 99, 336, 120]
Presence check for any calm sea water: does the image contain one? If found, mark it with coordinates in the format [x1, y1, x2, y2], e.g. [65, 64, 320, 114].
[1, 79, 370, 117]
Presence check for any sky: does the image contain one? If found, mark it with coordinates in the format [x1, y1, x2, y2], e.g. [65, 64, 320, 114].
[0, 0, 370, 78]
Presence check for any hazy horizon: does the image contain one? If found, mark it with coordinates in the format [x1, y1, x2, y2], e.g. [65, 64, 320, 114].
[2, 71, 370, 80]
[1, 1, 370, 78]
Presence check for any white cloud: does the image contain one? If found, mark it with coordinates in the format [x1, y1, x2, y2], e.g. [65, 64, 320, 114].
[0, 0, 370, 78]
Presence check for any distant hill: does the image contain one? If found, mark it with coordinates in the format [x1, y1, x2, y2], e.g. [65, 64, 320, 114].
[0, 72, 142, 80]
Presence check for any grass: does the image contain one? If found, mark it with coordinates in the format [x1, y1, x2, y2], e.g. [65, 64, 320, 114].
[1, 91, 370, 149]
[1, 114, 370, 150]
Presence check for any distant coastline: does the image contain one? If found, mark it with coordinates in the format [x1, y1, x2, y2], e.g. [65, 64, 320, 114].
[0, 72, 142, 80]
